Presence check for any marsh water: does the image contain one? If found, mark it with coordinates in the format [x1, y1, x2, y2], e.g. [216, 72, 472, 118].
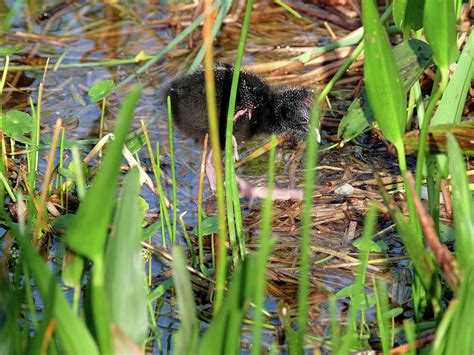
[1, 0, 419, 351]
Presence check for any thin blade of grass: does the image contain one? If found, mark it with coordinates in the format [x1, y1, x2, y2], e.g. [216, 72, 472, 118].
[297, 94, 320, 351]
[202, 0, 227, 313]
[224, 0, 254, 265]
[172, 246, 199, 354]
[251, 134, 276, 354]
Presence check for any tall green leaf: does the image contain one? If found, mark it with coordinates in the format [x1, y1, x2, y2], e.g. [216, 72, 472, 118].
[105, 167, 148, 346]
[64, 86, 140, 260]
[393, 0, 425, 33]
[362, 0, 406, 147]
[424, 0, 459, 70]
[64, 86, 141, 353]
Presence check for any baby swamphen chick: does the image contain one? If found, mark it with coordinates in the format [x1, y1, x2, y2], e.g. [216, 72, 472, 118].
[165, 63, 313, 201]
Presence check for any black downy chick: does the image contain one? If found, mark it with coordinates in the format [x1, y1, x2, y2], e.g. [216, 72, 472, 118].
[165, 63, 313, 201]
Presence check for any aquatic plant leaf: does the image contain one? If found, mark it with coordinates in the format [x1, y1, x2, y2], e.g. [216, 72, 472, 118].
[361, 0, 406, 147]
[3, 110, 32, 135]
[424, 0, 459, 70]
[393, 0, 424, 32]
[105, 167, 148, 345]
[88, 79, 115, 102]
[125, 131, 146, 155]
[338, 39, 431, 142]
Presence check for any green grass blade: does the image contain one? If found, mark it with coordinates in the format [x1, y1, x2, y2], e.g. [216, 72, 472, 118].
[200, 251, 271, 354]
[372, 279, 390, 354]
[224, 0, 254, 265]
[432, 33, 473, 126]
[375, 175, 439, 295]
[188, 1, 232, 73]
[251, 135, 276, 354]
[297, 94, 320, 351]
[447, 134, 474, 271]
[172, 246, 199, 354]
[434, 265, 474, 354]
[166, 97, 178, 244]
[337, 204, 377, 354]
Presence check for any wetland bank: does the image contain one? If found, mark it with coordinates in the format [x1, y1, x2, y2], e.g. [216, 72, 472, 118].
[1, 0, 473, 353]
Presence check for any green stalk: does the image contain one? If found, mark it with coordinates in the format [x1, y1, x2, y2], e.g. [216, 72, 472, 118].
[296, 96, 320, 351]
[224, 0, 254, 265]
[99, 98, 106, 158]
[395, 143, 417, 223]
[141, 121, 171, 249]
[156, 143, 172, 249]
[197, 138, 208, 271]
[28, 97, 38, 192]
[318, 40, 364, 102]
[251, 135, 276, 355]
[203, 0, 227, 313]
[414, 70, 448, 197]
[166, 97, 178, 244]
[58, 128, 65, 205]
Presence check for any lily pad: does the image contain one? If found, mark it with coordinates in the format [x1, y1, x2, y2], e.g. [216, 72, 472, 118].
[88, 79, 115, 102]
[3, 110, 32, 136]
